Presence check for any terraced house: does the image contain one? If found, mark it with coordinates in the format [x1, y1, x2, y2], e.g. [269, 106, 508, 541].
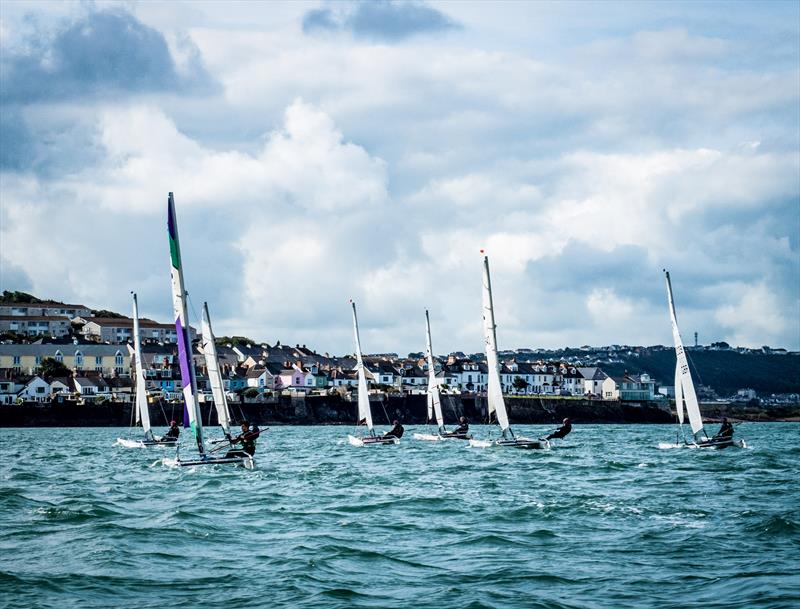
[0, 344, 130, 376]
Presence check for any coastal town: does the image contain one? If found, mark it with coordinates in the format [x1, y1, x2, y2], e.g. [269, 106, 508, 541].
[1, 292, 797, 410]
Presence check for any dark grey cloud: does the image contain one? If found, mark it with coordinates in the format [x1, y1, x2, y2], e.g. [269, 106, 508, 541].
[302, 1, 459, 41]
[1, 9, 216, 103]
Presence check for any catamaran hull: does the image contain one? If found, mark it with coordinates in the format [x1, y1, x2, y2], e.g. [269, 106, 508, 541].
[413, 432, 472, 441]
[695, 437, 746, 449]
[177, 454, 255, 468]
[495, 438, 549, 449]
[348, 434, 400, 446]
[115, 437, 178, 448]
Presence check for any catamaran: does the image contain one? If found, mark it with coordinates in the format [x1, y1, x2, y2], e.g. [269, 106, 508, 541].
[414, 310, 471, 441]
[201, 301, 235, 445]
[347, 300, 399, 446]
[166, 192, 254, 468]
[470, 254, 548, 449]
[116, 292, 177, 448]
[664, 270, 745, 449]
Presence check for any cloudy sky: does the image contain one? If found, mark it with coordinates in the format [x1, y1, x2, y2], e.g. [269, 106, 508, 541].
[1, 0, 798, 354]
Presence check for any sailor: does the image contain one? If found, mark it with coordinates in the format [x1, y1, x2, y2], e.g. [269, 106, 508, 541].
[230, 421, 258, 456]
[164, 420, 180, 440]
[451, 416, 469, 436]
[383, 420, 404, 439]
[545, 418, 572, 440]
[714, 417, 734, 440]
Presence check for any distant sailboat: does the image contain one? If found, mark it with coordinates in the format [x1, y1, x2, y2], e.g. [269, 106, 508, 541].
[201, 301, 234, 444]
[116, 292, 177, 448]
[470, 254, 547, 449]
[664, 270, 745, 449]
[347, 300, 398, 446]
[414, 310, 471, 441]
[166, 193, 254, 468]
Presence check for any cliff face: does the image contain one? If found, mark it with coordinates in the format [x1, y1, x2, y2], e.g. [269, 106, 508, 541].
[4, 394, 795, 427]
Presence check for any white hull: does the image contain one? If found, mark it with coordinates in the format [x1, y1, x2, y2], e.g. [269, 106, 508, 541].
[115, 437, 177, 449]
[469, 437, 550, 450]
[163, 454, 255, 468]
[414, 432, 473, 442]
[348, 434, 400, 446]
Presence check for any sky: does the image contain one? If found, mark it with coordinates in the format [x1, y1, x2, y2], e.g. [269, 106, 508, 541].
[0, 0, 798, 355]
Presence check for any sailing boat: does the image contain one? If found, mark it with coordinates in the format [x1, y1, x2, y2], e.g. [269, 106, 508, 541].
[413, 310, 471, 441]
[116, 292, 177, 448]
[200, 301, 234, 444]
[664, 270, 745, 449]
[470, 254, 547, 449]
[347, 300, 399, 446]
[166, 192, 254, 468]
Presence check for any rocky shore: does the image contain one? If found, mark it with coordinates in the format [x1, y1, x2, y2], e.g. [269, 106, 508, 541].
[1, 394, 797, 427]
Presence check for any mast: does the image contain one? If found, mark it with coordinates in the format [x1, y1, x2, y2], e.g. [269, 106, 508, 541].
[664, 270, 705, 439]
[201, 302, 231, 436]
[168, 193, 205, 455]
[351, 300, 374, 434]
[425, 309, 445, 433]
[482, 254, 512, 438]
[131, 292, 153, 440]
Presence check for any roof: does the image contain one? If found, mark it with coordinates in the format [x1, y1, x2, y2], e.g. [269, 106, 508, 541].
[0, 315, 71, 322]
[85, 317, 175, 330]
[0, 344, 130, 357]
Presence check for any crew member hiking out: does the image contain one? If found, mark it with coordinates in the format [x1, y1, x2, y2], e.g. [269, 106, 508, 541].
[451, 416, 469, 436]
[384, 420, 404, 440]
[545, 418, 572, 441]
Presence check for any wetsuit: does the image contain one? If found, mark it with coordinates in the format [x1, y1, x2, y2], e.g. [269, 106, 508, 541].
[384, 424, 404, 439]
[451, 422, 469, 436]
[715, 421, 734, 439]
[231, 428, 259, 456]
[164, 426, 180, 440]
[546, 422, 572, 440]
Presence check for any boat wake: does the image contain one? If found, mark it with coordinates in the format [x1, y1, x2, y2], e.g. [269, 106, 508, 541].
[114, 438, 144, 449]
[347, 435, 364, 447]
[413, 433, 441, 441]
[468, 439, 493, 449]
[161, 457, 180, 468]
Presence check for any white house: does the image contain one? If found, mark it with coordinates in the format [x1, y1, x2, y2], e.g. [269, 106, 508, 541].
[17, 376, 51, 402]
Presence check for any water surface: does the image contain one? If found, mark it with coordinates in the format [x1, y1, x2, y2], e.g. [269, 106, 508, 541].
[1, 424, 798, 608]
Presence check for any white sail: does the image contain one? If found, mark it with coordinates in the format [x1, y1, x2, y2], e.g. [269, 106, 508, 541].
[168, 193, 205, 455]
[351, 301, 374, 432]
[482, 255, 511, 435]
[425, 309, 445, 432]
[674, 362, 684, 426]
[131, 293, 153, 440]
[201, 302, 231, 436]
[664, 270, 704, 438]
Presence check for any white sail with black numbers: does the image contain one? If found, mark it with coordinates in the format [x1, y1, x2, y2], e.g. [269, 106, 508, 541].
[664, 270, 704, 438]
[132, 293, 153, 440]
[482, 255, 511, 436]
[201, 302, 231, 436]
[351, 301, 374, 433]
[425, 310, 445, 433]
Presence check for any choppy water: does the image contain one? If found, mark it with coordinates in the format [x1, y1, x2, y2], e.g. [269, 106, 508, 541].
[1, 424, 798, 609]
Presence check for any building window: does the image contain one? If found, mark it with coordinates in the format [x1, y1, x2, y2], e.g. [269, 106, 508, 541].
[55, 351, 63, 362]
[12, 356, 21, 365]
[96, 356, 103, 365]
[36, 386, 45, 394]
[115, 352, 123, 366]
[75, 351, 83, 368]
[115, 367, 124, 375]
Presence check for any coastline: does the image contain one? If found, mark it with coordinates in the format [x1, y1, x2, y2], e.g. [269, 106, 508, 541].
[1, 394, 797, 427]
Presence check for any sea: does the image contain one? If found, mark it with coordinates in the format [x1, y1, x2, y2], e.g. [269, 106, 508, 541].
[1, 424, 798, 609]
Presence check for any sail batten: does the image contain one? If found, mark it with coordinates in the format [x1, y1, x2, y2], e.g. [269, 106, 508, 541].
[425, 310, 445, 433]
[168, 193, 205, 455]
[665, 271, 704, 438]
[351, 301, 374, 433]
[131, 293, 152, 440]
[482, 256, 511, 435]
[202, 302, 231, 436]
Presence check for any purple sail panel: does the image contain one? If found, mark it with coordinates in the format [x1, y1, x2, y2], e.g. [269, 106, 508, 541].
[175, 316, 193, 387]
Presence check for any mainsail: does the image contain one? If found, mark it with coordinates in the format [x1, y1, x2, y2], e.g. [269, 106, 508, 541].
[168, 193, 205, 455]
[131, 292, 153, 441]
[664, 270, 704, 439]
[425, 309, 445, 433]
[351, 301, 374, 433]
[674, 362, 685, 426]
[482, 255, 512, 437]
[201, 302, 231, 436]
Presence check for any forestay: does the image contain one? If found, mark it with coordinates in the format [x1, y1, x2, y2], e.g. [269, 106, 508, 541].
[351, 301, 374, 433]
[425, 310, 445, 433]
[131, 292, 153, 441]
[482, 255, 511, 436]
[201, 302, 231, 436]
[168, 193, 205, 455]
[664, 271, 704, 438]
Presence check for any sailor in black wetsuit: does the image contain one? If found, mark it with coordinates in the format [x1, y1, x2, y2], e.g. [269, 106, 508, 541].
[714, 418, 734, 440]
[164, 420, 180, 440]
[383, 420, 404, 440]
[545, 418, 572, 440]
[451, 416, 469, 436]
[229, 422, 259, 456]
